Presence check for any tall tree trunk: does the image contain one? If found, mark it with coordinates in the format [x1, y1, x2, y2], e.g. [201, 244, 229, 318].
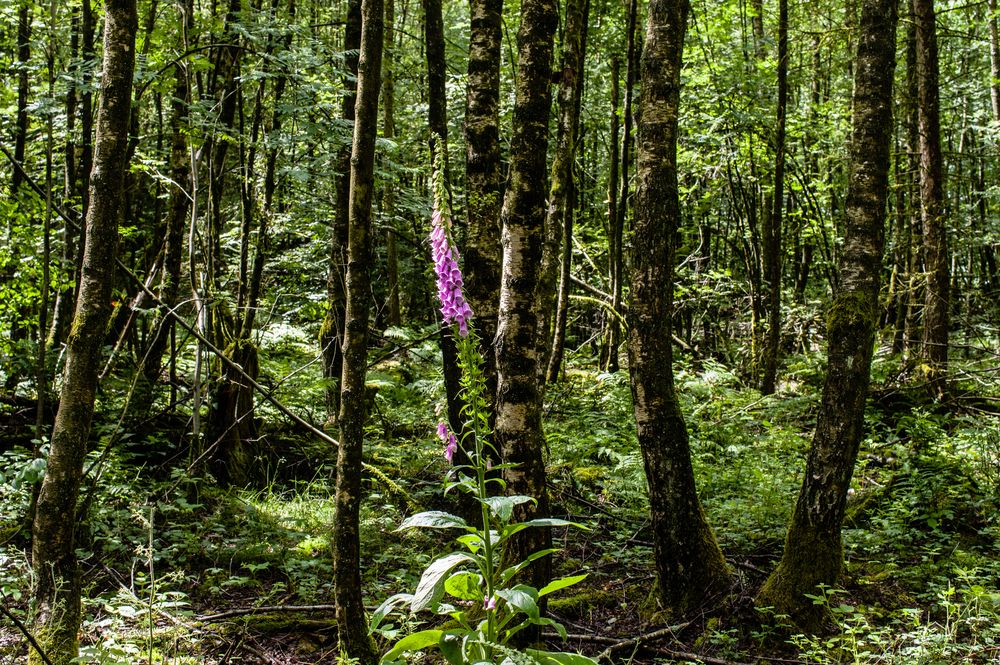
[903, 10, 923, 358]
[543, 0, 589, 386]
[49, 5, 82, 347]
[332, 0, 382, 659]
[383, 0, 401, 326]
[605, 0, 638, 373]
[422, 0, 465, 443]
[206, 0, 243, 295]
[137, 0, 194, 415]
[464, 0, 504, 420]
[760, 0, 788, 395]
[756, 0, 897, 632]
[604, 56, 621, 354]
[990, 0, 1000, 122]
[321, 0, 361, 425]
[29, 1, 136, 661]
[205, 0, 291, 485]
[13, 0, 30, 195]
[3, 0, 33, 387]
[629, 0, 731, 614]
[495, 0, 558, 594]
[915, 0, 949, 389]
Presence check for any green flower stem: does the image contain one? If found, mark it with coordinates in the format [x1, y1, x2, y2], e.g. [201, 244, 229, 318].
[456, 330, 497, 647]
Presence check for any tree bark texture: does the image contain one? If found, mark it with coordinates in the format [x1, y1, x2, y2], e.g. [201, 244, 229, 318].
[495, 0, 558, 593]
[915, 0, 949, 385]
[760, 0, 788, 395]
[463, 0, 504, 418]
[321, 0, 362, 424]
[13, 0, 31, 194]
[332, 0, 382, 659]
[756, 0, 897, 632]
[206, 0, 243, 292]
[383, 0, 401, 327]
[29, 0, 137, 661]
[604, 0, 637, 373]
[628, 0, 732, 614]
[542, 0, 589, 386]
[990, 0, 1000, 122]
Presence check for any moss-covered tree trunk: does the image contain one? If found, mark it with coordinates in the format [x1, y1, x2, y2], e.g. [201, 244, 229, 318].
[756, 0, 898, 632]
[542, 0, 589, 387]
[628, 0, 732, 615]
[915, 0, 949, 390]
[332, 0, 382, 659]
[321, 0, 361, 425]
[29, 0, 136, 661]
[463, 0, 503, 419]
[495, 0, 558, 594]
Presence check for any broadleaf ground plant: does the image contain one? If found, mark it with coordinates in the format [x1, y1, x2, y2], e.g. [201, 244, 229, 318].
[371, 146, 595, 665]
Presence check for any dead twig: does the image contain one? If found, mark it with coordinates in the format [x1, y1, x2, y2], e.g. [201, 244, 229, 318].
[0, 595, 55, 665]
[197, 604, 339, 622]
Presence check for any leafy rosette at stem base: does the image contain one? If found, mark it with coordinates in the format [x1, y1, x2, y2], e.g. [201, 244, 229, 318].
[373, 506, 594, 664]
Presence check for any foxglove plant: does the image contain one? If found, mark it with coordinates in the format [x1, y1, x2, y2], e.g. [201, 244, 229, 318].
[372, 146, 595, 665]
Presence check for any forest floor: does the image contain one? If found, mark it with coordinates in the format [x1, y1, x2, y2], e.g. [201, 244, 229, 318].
[3, 332, 1000, 664]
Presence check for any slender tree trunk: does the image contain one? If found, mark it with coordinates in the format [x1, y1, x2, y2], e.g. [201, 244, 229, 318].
[321, 0, 361, 425]
[760, 0, 788, 395]
[605, 0, 638, 373]
[915, 0, 949, 389]
[3, 0, 33, 386]
[990, 0, 1000, 122]
[332, 0, 382, 659]
[464, 0, 504, 422]
[29, 1, 136, 661]
[206, 0, 290, 485]
[422, 0, 465, 442]
[543, 0, 589, 386]
[495, 0, 558, 595]
[756, 0, 897, 632]
[137, 0, 194, 415]
[49, 6, 82, 347]
[78, 0, 95, 228]
[604, 56, 621, 355]
[206, 0, 243, 296]
[13, 0, 30, 195]
[629, 0, 731, 614]
[903, 10, 923, 358]
[383, 0, 401, 326]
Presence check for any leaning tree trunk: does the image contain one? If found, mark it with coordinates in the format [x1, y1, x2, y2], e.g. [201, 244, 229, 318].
[29, 1, 136, 662]
[756, 0, 897, 632]
[494, 0, 558, 594]
[915, 0, 949, 391]
[463, 0, 504, 420]
[332, 0, 382, 659]
[628, 0, 731, 615]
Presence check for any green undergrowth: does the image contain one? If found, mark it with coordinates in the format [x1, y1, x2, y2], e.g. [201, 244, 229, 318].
[2, 334, 1000, 663]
